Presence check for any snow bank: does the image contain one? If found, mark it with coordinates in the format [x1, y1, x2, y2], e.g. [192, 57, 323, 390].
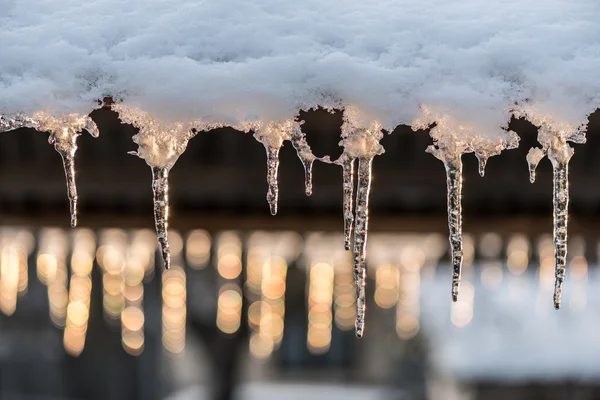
[1, 0, 597, 138]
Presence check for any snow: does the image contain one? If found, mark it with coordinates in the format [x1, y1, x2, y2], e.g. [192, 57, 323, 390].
[1, 0, 598, 148]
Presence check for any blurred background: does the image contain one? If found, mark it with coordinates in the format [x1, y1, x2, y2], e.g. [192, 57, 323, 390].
[0, 107, 599, 400]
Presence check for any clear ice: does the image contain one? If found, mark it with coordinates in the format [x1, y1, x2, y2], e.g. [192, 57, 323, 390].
[289, 128, 317, 196]
[114, 105, 207, 269]
[0, 114, 38, 133]
[265, 145, 280, 215]
[428, 146, 464, 301]
[151, 166, 171, 269]
[328, 118, 384, 338]
[253, 120, 318, 215]
[338, 155, 356, 251]
[34, 112, 99, 227]
[353, 156, 374, 338]
[527, 122, 584, 309]
[414, 108, 519, 301]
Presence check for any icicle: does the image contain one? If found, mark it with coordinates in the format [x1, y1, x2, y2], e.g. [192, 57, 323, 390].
[52, 134, 79, 228]
[151, 166, 171, 269]
[427, 146, 463, 301]
[289, 128, 317, 196]
[264, 145, 280, 215]
[475, 154, 488, 177]
[445, 155, 463, 302]
[113, 105, 210, 270]
[523, 117, 584, 309]
[341, 156, 356, 251]
[33, 112, 98, 228]
[526, 147, 545, 183]
[253, 120, 318, 214]
[353, 156, 373, 338]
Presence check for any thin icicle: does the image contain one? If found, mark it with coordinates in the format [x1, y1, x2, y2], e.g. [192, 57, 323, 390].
[264, 145, 280, 215]
[526, 147, 545, 183]
[335, 113, 384, 338]
[34, 112, 99, 228]
[353, 156, 373, 338]
[320, 153, 356, 251]
[550, 154, 570, 309]
[341, 156, 356, 251]
[290, 128, 317, 196]
[522, 117, 585, 309]
[151, 166, 171, 269]
[475, 154, 488, 177]
[445, 156, 463, 302]
[113, 105, 210, 270]
[54, 137, 78, 228]
[253, 120, 318, 213]
[427, 146, 463, 301]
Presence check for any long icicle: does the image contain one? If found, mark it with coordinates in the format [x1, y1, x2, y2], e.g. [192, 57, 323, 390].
[353, 156, 373, 338]
[341, 156, 356, 251]
[444, 154, 464, 302]
[548, 144, 573, 309]
[151, 166, 171, 269]
[264, 146, 280, 215]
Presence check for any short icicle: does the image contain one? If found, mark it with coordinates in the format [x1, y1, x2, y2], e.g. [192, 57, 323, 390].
[526, 147, 545, 184]
[290, 129, 317, 196]
[57, 141, 79, 228]
[151, 166, 171, 269]
[476, 154, 488, 177]
[353, 156, 373, 338]
[264, 145, 280, 215]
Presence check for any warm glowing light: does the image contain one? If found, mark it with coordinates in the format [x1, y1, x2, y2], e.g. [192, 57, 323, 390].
[162, 266, 186, 353]
[217, 287, 243, 334]
[249, 332, 274, 359]
[186, 230, 211, 269]
[480, 261, 503, 289]
[479, 232, 503, 259]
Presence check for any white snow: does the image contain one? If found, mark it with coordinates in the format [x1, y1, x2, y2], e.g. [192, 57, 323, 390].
[1, 0, 598, 150]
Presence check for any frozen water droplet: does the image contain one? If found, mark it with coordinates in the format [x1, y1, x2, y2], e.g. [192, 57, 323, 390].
[151, 166, 171, 269]
[290, 128, 316, 197]
[353, 156, 373, 338]
[526, 147, 545, 184]
[265, 146, 280, 215]
[476, 154, 488, 177]
[548, 143, 574, 310]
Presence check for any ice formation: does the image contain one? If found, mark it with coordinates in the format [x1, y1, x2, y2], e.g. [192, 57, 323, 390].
[0, 111, 98, 227]
[414, 108, 519, 301]
[321, 112, 384, 337]
[113, 105, 220, 269]
[0, 0, 598, 332]
[251, 120, 318, 215]
[518, 113, 587, 309]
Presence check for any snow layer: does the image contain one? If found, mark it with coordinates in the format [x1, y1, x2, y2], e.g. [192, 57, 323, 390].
[1, 0, 598, 138]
